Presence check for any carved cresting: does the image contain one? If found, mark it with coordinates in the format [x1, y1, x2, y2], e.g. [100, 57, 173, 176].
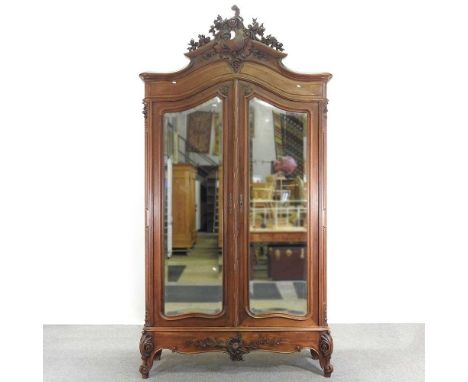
[187, 334, 283, 361]
[187, 5, 284, 71]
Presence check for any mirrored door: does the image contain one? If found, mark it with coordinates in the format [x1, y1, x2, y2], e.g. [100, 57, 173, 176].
[162, 97, 225, 317]
[247, 97, 309, 316]
[239, 85, 318, 323]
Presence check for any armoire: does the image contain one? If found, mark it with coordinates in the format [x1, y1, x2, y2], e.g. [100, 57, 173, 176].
[139, 5, 333, 378]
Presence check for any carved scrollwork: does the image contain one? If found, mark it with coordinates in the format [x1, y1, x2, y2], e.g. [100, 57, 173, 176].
[319, 332, 333, 357]
[139, 331, 157, 379]
[187, 5, 284, 72]
[310, 348, 319, 360]
[139, 332, 154, 360]
[310, 332, 334, 377]
[187, 334, 282, 361]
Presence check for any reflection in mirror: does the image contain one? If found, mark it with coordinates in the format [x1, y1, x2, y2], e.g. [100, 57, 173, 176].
[163, 97, 223, 316]
[248, 97, 308, 316]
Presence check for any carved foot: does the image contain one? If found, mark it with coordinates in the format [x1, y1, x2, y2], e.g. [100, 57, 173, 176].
[139, 365, 149, 379]
[312, 331, 334, 378]
[139, 331, 158, 379]
[323, 364, 334, 378]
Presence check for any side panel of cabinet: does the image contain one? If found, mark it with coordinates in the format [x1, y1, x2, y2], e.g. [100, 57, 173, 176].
[236, 81, 321, 327]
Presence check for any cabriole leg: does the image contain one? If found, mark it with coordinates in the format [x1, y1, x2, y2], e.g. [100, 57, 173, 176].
[139, 331, 160, 379]
[311, 331, 334, 378]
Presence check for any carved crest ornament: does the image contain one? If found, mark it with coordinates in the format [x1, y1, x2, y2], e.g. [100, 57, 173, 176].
[187, 5, 284, 72]
[187, 334, 283, 361]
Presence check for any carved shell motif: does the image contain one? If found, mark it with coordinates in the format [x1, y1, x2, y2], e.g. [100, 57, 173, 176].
[187, 5, 284, 72]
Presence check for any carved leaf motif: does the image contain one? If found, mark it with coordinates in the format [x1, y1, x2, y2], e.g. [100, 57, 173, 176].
[144, 308, 150, 327]
[218, 85, 230, 96]
[142, 99, 148, 120]
[322, 100, 329, 119]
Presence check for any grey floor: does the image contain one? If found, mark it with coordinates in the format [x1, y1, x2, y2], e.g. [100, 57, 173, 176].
[44, 324, 424, 382]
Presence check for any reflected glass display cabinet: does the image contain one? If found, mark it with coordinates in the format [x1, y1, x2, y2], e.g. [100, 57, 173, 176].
[139, 5, 333, 379]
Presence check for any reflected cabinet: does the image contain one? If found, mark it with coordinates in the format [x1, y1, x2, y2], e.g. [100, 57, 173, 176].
[139, 6, 333, 378]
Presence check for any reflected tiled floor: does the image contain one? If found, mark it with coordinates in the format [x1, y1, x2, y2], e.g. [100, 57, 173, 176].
[164, 232, 307, 316]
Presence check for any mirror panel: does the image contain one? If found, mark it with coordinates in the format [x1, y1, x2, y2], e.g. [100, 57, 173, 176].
[163, 97, 223, 316]
[248, 97, 308, 316]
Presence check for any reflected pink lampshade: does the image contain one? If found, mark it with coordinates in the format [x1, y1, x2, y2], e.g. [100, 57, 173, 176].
[273, 156, 297, 175]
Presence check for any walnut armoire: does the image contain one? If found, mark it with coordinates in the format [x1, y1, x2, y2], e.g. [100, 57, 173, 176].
[139, 5, 333, 378]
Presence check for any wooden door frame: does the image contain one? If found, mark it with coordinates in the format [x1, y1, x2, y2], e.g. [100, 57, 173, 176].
[146, 81, 236, 327]
[236, 81, 321, 327]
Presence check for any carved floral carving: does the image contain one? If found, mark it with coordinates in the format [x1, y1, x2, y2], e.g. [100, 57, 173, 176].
[144, 309, 150, 327]
[187, 5, 284, 71]
[187, 334, 282, 361]
[218, 85, 230, 97]
[243, 85, 253, 96]
[142, 99, 148, 120]
[322, 99, 329, 119]
[140, 332, 154, 360]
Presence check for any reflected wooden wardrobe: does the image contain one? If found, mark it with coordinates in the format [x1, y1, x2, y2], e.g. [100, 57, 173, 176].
[139, 5, 333, 378]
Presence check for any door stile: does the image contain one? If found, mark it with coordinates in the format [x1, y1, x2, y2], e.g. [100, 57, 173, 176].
[225, 81, 238, 327]
[237, 81, 250, 327]
[231, 79, 241, 327]
[310, 101, 320, 326]
[318, 99, 327, 327]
